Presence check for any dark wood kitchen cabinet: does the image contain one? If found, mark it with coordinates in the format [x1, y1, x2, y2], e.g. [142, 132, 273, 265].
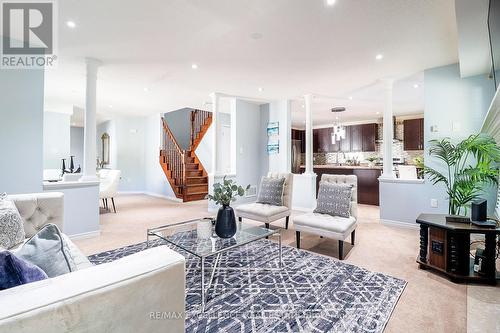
[404, 118, 424, 150]
[313, 128, 339, 153]
[297, 123, 378, 153]
[350, 125, 363, 152]
[361, 123, 377, 152]
[340, 126, 351, 152]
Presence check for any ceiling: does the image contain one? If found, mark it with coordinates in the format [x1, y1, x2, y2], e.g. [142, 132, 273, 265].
[44, 0, 459, 125]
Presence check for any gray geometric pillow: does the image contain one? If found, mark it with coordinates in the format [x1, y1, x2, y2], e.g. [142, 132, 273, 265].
[256, 177, 286, 206]
[0, 193, 25, 249]
[314, 182, 353, 218]
[14, 224, 74, 278]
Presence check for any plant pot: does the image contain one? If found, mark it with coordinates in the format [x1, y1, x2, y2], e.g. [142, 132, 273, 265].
[215, 205, 237, 238]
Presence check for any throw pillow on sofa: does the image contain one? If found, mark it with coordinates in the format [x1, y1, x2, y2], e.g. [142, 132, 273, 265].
[314, 182, 353, 218]
[0, 193, 25, 249]
[14, 223, 91, 277]
[256, 177, 286, 206]
[0, 251, 47, 290]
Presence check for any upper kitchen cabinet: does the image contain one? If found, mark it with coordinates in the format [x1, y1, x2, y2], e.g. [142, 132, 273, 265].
[340, 126, 351, 151]
[314, 128, 339, 153]
[361, 123, 377, 152]
[403, 118, 424, 150]
[350, 125, 363, 152]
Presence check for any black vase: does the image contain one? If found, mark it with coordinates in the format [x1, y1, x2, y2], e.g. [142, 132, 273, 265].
[215, 205, 237, 238]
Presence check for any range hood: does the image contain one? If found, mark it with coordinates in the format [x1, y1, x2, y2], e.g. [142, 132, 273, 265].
[375, 116, 403, 143]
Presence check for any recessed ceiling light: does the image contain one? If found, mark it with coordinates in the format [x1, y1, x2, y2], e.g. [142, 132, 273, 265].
[191, 63, 198, 69]
[258, 87, 263, 92]
[326, 0, 336, 6]
[143, 87, 149, 92]
[250, 32, 263, 40]
[376, 111, 380, 115]
[348, 96, 353, 100]
[301, 104, 305, 108]
[413, 84, 419, 88]
[66, 21, 76, 28]
[108, 105, 113, 108]
[375, 54, 384, 60]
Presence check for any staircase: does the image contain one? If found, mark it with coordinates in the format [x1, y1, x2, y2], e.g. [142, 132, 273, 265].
[159, 110, 212, 202]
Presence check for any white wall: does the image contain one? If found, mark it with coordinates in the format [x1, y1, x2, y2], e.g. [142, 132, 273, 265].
[101, 117, 146, 191]
[144, 114, 177, 199]
[43, 112, 71, 169]
[0, 67, 44, 194]
[380, 63, 496, 224]
[70, 126, 84, 169]
[234, 99, 267, 204]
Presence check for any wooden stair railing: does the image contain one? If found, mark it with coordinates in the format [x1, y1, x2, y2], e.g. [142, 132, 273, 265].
[190, 109, 212, 151]
[160, 118, 186, 199]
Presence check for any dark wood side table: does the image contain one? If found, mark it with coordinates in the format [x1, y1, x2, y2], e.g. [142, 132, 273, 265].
[416, 213, 499, 284]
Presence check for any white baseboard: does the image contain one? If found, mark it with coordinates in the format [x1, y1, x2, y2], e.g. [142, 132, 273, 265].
[118, 190, 183, 203]
[142, 191, 183, 203]
[69, 230, 101, 240]
[380, 219, 419, 229]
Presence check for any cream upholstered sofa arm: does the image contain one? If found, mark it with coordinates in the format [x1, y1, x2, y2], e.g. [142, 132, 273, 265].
[0, 246, 186, 333]
[8, 192, 64, 238]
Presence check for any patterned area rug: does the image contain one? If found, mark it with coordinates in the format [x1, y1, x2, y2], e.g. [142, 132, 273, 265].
[88, 235, 406, 333]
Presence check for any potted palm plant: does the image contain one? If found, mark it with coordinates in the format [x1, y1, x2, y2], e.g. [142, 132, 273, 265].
[425, 134, 500, 216]
[207, 176, 249, 238]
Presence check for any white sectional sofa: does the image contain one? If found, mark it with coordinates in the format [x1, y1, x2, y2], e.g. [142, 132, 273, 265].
[0, 192, 186, 333]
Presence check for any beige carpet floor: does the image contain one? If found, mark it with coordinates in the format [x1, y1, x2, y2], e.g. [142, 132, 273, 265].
[74, 194, 499, 333]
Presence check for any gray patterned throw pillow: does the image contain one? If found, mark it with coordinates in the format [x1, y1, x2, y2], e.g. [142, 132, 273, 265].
[0, 193, 25, 249]
[314, 182, 353, 218]
[256, 177, 286, 206]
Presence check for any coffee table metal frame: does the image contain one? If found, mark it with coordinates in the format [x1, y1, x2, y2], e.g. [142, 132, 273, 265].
[146, 219, 282, 311]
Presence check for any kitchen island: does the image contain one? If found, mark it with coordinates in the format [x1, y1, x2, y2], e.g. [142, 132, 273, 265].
[300, 165, 382, 205]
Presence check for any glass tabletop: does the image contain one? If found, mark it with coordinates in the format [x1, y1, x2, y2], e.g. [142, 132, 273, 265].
[147, 218, 278, 258]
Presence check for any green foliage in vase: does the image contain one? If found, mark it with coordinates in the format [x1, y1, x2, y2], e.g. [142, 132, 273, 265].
[424, 134, 500, 215]
[207, 176, 250, 207]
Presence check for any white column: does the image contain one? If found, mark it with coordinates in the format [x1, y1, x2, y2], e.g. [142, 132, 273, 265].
[381, 79, 394, 179]
[209, 92, 221, 176]
[304, 94, 314, 174]
[80, 58, 102, 181]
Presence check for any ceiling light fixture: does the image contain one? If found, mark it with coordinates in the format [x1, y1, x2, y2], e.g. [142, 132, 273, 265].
[66, 21, 76, 28]
[108, 105, 113, 108]
[301, 104, 305, 108]
[191, 63, 198, 69]
[348, 96, 353, 100]
[375, 54, 384, 60]
[376, 111, 380, 115]
[143, 87, 149, 92]
[258, 87, 263, 92]
[331, 107, 347, 142]
[326, 0, 336, 6]
[413, 84, 419, 88]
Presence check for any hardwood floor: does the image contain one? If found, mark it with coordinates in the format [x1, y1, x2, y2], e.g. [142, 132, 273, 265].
[74, 194, 499, 333]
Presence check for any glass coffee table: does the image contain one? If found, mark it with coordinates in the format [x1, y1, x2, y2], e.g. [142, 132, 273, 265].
[146, 218, 282, 311]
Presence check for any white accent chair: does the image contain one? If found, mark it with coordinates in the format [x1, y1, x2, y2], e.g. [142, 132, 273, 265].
[293, 174, 358, 260]
[235, 173, 293, 229]
[98, 169, 121, 213]
[1, 192, 186, 333]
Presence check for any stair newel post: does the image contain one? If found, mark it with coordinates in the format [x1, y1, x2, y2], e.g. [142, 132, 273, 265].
[182, 150, 187, 201]
[190, 111, 195, 149]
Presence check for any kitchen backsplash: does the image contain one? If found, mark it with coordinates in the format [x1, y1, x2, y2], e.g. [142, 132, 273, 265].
[301, 121, 424, 165]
